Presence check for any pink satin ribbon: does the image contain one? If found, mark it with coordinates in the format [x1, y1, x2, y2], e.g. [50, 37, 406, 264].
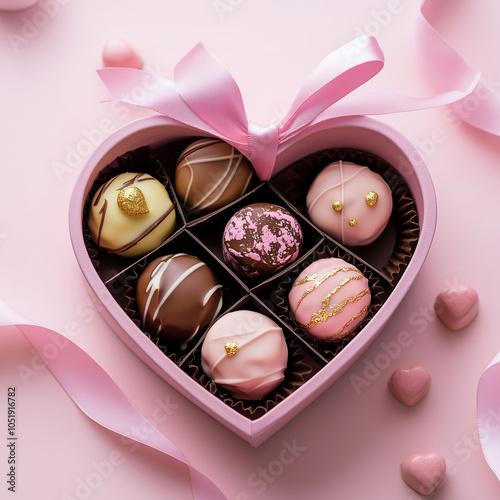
[0, 301, 226, 500]
[415, 0, 500, 481]
[98, 35, 478, 181]
[2, 5, 494, 496]
[477, 356, 500, 481]
[416, 0, 500, 135]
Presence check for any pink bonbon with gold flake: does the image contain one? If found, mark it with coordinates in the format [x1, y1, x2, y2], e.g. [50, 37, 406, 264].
[306, 161, 392, 247]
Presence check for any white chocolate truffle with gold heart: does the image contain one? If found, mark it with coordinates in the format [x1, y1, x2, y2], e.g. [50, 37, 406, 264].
[88, 172, 176, 258]
[306, 161, 392, 246]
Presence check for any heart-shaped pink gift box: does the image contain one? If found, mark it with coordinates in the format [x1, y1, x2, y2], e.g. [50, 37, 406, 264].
[69, 108, 436, 446]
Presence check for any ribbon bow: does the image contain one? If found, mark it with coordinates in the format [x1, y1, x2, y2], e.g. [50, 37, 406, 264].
[98, 35, 477, 180]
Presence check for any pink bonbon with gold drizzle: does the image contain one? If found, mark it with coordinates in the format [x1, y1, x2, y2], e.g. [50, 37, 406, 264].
[288, 257, 371, 342]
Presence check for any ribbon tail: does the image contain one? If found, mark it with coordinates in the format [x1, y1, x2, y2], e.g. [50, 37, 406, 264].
[315, 79, 480, 120]
[416, 0, 500, 135]
[0, 300, 225, 500]
[19, 324, 226, 500]
[477, 354, 500, 481]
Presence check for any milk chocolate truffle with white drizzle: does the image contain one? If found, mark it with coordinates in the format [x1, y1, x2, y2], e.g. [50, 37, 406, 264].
[174, 138, 254, 213]
[88, 172, 176, 258]
[201, 310, 288, 400]
[306, 161, 392, 246]
[136, 254, 223, 349]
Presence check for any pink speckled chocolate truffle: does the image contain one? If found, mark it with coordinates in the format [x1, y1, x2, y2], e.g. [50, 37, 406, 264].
[306, 161, 393, 246]
[201, 310, 288, 400]
[288, 257, 371, 342]
[222, 203, 303, 279]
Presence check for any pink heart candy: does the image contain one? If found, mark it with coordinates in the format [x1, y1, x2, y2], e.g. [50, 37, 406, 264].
[400, 453, 446, 496]
[434, 287, 479, 331]
[102, 39, 143, 69]
[389, 366, 431, 407]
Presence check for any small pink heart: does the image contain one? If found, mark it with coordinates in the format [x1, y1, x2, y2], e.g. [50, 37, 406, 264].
[434, 287, 478, 331]
[400, 453, 446, 496]
[389, 366, 431, 407]
[102, 39, 143, 70]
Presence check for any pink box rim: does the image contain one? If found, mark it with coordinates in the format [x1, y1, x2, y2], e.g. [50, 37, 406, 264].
[68, 114, 437, 447]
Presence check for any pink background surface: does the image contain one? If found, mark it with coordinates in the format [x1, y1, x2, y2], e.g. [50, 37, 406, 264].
[0, 0, 499, 498]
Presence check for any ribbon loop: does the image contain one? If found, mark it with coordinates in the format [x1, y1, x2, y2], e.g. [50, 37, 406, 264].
[99, 34, 480, 181]
[174, 44, 249, 142]
[97, 67, 217, 134]
[280, 35, 384, 136]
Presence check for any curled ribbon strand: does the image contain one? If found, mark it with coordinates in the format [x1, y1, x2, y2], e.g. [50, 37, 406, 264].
[477, 356, 500, 482]
[0, 301, 226, 500]
[415, 0, 500, 481]
[416, 0, 500, 135]
[98, 35, 476, 181]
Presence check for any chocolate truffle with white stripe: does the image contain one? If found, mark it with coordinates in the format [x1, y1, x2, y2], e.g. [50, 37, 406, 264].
[88, 172, 176, 258]
[136, 253, 223, 349]
[174, 138, 254, 213]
